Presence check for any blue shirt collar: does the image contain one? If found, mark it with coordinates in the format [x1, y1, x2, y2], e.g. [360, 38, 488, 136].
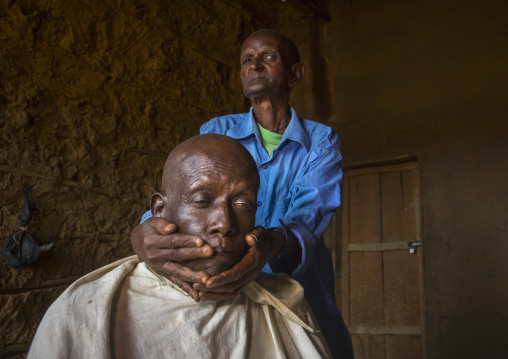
[227, 107, 311, 152]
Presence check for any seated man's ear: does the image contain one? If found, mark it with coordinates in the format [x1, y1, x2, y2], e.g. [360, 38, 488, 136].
[150, 193, 166, 218]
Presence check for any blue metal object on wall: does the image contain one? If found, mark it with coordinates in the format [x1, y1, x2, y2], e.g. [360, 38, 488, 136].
[1, 188, 53, 270]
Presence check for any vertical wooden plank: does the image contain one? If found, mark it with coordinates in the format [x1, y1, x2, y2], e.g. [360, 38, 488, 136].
[409, 167, 428, 359]
[380, 171, 417, 243]
[381, 168, 421, 327]
[341, 175, 351, 325]
[380, 171, 403, 243]
[349, 252, 384, 326]
[349, 174, 381, 243]
[401, 170, 417, 241]
[383, 251, 422, 326]
[351, 334, 386, 359]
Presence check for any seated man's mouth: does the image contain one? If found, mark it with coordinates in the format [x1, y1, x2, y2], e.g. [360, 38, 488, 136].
[212, 247, 235, 254]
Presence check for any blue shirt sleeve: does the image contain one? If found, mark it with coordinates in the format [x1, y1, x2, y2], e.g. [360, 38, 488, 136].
[280, 143, 343, 280]
[140, 210, 152, 224]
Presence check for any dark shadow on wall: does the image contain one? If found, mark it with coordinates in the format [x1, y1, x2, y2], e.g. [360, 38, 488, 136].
[309, 21, 332, 122]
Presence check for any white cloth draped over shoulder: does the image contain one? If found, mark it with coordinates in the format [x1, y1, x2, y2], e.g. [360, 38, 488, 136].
[28, 256, 331, 359]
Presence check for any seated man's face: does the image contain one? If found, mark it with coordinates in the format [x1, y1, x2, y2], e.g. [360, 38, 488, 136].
[151, 135, 259, 277]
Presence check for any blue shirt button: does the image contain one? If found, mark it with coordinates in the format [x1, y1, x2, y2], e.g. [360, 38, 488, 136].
[257, 201, 262, 207]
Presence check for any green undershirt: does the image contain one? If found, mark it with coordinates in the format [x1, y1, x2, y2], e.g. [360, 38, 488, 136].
[257, 123, 283, 157]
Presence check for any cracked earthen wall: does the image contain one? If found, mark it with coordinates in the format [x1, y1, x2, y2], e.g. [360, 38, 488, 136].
[5, 1, 504, 358]
[0, 1, 318, 357]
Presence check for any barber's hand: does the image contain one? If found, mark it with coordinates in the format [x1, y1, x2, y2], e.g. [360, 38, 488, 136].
[130, 217, 214, 301]
[192, 226, 285, 301]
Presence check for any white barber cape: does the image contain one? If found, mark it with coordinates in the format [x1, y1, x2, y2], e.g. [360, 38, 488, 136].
[28, 256, 331, 358]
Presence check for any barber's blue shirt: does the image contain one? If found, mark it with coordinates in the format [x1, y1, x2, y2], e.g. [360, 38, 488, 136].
[142, 107, 353, 358]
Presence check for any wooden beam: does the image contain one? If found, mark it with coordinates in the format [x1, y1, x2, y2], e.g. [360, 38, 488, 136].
[349, 325, 422, 336]
[349, 241, 412, 252]
[344, 161, 419, 177]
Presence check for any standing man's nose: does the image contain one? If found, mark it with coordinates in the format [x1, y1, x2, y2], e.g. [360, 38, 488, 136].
[249, 57, 262, 69]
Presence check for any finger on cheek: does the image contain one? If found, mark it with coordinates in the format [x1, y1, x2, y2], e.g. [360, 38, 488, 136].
[199, 245, 214, 257]
[194, 237, 204, 247]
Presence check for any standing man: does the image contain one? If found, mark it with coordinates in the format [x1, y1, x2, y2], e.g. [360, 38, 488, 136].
[131, 29, 353, 358]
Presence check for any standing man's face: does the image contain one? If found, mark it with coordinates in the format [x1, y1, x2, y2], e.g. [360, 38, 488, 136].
[239, 32, 293, 100]
[160, 152, 258, 277]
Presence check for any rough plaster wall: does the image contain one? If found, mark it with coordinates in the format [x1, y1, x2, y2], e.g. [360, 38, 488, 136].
[0, 0, 313, 356]
[319, 0, 508, 358]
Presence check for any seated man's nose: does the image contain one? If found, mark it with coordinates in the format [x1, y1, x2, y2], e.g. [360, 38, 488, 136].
[208, 206, 237, 237]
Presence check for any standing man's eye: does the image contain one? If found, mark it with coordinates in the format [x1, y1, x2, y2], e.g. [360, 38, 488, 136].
[265, 54, 275, 60]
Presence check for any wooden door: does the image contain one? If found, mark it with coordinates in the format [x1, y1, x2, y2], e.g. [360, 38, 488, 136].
[327, 161, 426, 359]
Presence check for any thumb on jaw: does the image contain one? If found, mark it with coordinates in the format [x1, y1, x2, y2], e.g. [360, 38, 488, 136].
[245, 226, 265, 247]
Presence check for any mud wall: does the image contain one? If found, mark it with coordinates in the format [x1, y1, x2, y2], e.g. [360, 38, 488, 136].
[0, 1, 318, 356]
[5, 0, 504, 358]
[306, 0, 508, 358]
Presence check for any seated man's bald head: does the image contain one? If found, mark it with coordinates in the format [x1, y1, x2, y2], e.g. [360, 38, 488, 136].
[151, 134, 260, 277]
[160, 134, 259, 193]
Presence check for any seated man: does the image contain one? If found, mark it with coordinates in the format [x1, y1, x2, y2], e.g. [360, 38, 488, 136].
[28, 134, 332, 359]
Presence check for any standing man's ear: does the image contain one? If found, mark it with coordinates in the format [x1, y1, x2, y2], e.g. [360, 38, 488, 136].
[288, 63, 305, 89]
[150, 193, 166, 218]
